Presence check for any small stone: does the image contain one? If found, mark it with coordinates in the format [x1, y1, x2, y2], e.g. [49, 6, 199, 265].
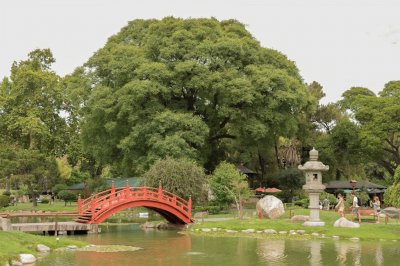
[201, 228, 211, 232]
[290, 232, 297, 235]
[212, 228, 218, 231]
[67, 245, 78, 250]
[291, 215, 309, 222]
[311, 233, 319, 237]
[264, 229, 277, 234]
[289, 230, 295, 234]
[349, 237, 360, 241]
[296, 230, 305, 235]
[241, 229, 255, 233]
[332, 236, 340, 240]
[36, 244, 51, 252]
[256, 231, 262, 234]
[279, 231, 287, 234]
[225, 229, 237, 233]
[195, 229, 199, 231]
[19, 254, 36, 264]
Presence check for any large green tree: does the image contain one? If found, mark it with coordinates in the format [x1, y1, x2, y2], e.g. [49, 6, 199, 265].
[341, 81, 400, 176]
[0, 49, 65, 205]
[70, 17, 311, 176]
[0, 49, 66, 155]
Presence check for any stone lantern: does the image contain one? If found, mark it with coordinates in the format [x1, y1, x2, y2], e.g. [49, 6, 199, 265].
[298, 148, 329, 226]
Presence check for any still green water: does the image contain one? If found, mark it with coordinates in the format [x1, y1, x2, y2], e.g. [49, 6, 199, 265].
[38, 224, 400, 266]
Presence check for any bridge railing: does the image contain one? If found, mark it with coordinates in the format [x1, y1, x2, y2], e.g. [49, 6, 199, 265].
[78, 185, 192, 222]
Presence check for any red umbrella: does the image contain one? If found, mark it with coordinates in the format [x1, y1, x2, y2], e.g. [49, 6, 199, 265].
[264, 187, 282, 193]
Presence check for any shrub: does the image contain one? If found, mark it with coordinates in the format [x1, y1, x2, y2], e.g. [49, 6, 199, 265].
[52, 184, 68, 196]
[2, 191, 11, 197]
[294, 198, 309, 208]
[0, 195, 11, 208]
[58, 190, 77, 206]
[143, 158, 208, 204]
[40, 198, 50, 204]
[319, 192, 337, 204]
[384, 166, 400, 208]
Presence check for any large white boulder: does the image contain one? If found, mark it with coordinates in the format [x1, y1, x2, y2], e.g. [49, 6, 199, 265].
[333, 217, 360, 228]
[256, 195, 285, 219]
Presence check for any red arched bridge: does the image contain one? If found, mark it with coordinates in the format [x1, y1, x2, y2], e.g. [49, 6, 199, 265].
[75, 183, 192, 224]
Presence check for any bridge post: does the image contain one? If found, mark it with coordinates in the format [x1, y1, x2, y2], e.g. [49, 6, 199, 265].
[125, 185, 130, 200]
[172, 194, 177, 205]
[111, 181, 115, 200]
[158, 182, 163, 200]
[91, 196, 97, 220]
[188, 196, 192, 219]
[77, 194, 82, 214]
[143, 186, 147, 199]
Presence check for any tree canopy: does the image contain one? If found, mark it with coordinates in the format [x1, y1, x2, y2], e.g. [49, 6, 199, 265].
[69, 17, 311, 176]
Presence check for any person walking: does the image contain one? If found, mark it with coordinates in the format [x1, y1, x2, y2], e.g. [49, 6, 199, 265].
[372, 196, 381, 224]
[335, 194, 345, 217]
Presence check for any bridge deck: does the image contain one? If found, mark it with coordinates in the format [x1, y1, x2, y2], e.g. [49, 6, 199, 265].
[10, 221, 97, 234]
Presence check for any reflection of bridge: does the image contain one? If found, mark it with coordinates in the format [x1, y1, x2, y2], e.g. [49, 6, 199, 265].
[76, 183, 193, 224]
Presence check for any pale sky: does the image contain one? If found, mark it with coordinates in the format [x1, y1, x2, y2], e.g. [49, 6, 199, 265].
[1, 0, 399, 103]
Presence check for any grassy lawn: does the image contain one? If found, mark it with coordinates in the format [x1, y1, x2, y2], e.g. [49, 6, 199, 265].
[0, 231, 85, 265]
[1, 201, 78, 212]
[193, 208, 400, 241]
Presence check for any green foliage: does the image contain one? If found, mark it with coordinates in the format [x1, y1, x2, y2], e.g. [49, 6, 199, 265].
[57, 190, 77, 206]
[2, 191, 11, 197]
[0, 195, 10, 208]
[52, 184, 68, 196]
[0, 231, 85, 265]
[340, 81, 400, 176]
[294, 198, 309, 208]
[0, 49, 67, 155]
[384, 165, 400, 207]
[143, 158, 207, 204]
[70, 17, 311, 176]
[68, 169, 90, 185]
[274, 167, 304, 202]
[209, 162, 252, 211]
[40, 198, 49, 204]
[85, 178, 108, 194]
[319, 191, 337, 204]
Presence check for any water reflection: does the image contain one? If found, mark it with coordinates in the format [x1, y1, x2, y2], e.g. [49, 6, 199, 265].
[335, 241, 361, 266]
[257, 240, 286, 265]
[38, 225, 400, 266]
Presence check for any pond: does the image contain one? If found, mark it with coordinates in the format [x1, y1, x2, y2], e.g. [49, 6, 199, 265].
[38, 224, 400, 266]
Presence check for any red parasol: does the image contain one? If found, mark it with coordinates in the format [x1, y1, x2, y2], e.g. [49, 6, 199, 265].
[255, 187, 281, 193]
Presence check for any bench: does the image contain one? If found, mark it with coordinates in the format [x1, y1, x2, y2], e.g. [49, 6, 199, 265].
[352, 208, 388, 224]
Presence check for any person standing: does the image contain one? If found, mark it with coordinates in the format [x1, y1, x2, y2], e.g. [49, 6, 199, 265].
[352, 192, 360, 221]
[335, 194, 345, 217]
[372, 196, 381, 224]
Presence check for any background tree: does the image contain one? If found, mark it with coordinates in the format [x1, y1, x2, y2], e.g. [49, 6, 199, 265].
[209, 162, 252, 218]
[143, 158, 207, 204]
[341, 81, 400, 176]
[57, 190, 77, 206]
[0, 49, 65, 205]
[68, 17, 312, 177]
[384, 165, 400, 208]
[0, 49, 66, 155]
